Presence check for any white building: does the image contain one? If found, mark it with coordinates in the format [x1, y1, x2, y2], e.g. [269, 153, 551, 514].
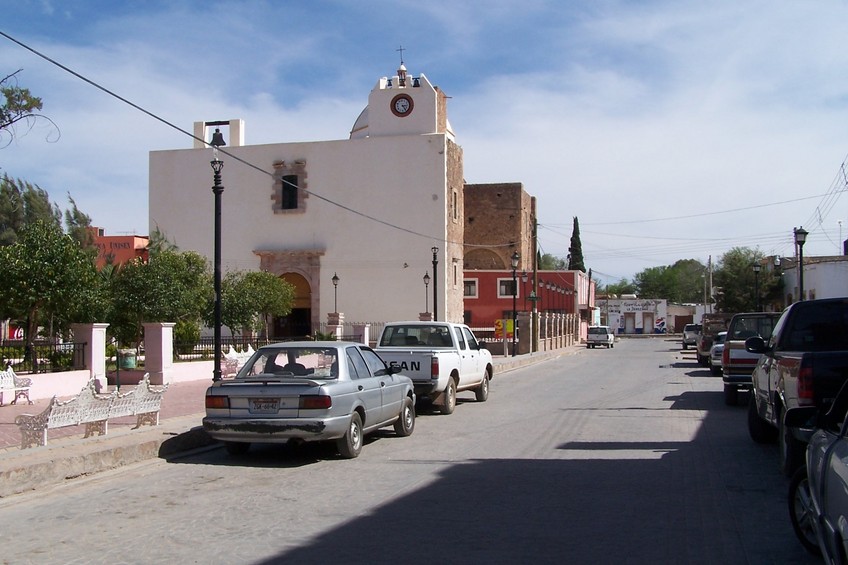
[149, 64, 465, 336]
[779, 255, 848, 304]
[595, 297, 669, 334]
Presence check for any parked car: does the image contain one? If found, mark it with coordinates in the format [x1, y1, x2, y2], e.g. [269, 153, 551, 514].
[682, 323, 701, 350]
[786, 382, 848, 561]
[587, 326, 615, 349]
[747, 297, 848, 476]
[696, 314, 733, 366]
[709, 331, 727, 376]
[203, 342, 416, 458]
[721, 312, 781, 405]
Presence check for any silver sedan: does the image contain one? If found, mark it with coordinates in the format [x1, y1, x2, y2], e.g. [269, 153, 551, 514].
[203, 342, 416, 458]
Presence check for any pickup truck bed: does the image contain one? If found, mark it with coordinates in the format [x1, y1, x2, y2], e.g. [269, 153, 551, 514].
[375, 321, 493, 415]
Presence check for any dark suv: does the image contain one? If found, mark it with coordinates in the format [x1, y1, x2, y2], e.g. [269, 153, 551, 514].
[682, 323, 701, 349]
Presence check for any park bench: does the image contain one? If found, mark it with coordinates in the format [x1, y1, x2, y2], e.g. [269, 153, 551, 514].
[14, 374, 169, 449]
[0, 366, 33, 406]
[223, 344, 254, 378]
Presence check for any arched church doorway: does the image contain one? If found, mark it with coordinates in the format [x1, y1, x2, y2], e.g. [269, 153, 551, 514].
[273, 273, 312, 339]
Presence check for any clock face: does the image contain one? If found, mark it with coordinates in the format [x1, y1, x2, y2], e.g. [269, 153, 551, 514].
[391, 94, 414, 117]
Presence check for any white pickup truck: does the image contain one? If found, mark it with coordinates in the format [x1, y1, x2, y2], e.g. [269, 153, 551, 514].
[375, 321, 494, 415]
[586, 326, 615, 348]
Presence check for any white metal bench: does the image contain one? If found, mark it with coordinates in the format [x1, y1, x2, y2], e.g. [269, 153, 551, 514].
[0, 367, 33, 406]
[14, 374, 169, 449]
[223, 345, 254, 378]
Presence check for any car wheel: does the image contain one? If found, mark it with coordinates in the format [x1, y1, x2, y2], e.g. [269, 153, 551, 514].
[474, 370, 489, 402]
[683, 343, 688, 350]
[439, 378, 457, 415]
[780, 409, 805, 477]
[337, 412, 363, 458]
[789, 467, 821, 556]
[224, 441, 250, 456]
[393, 397, 415, 437]
[610, 343, 614, 348]
[747, 393, 777, 443]
[723, 384, 738, 406]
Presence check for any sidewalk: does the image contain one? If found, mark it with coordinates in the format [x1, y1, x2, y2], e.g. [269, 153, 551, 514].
[0, 348, 568, 497]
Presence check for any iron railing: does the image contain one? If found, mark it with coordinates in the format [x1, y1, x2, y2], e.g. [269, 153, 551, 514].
[0, 340, 87, 373]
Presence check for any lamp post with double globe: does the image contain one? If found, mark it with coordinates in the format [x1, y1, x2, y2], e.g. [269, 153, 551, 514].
[209, 128, 226, 382]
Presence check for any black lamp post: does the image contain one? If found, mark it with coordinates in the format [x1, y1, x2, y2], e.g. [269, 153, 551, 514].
[431, 247, 439, 321]
[511, 251, 519, 357]
[794, 227, 808, 301]
[210, 128, 226, 382]
[752, 263, 761, 311]
[423, 272, 430, 314]
[332, 272, 340, 313]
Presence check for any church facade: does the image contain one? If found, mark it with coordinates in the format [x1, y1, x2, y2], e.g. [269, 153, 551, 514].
[149, 64, 466, 336]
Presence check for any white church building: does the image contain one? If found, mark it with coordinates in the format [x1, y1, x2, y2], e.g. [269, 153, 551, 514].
[149, 64, 465, 337]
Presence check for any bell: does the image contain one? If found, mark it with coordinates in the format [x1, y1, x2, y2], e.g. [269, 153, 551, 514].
[210, 128, 226, 147]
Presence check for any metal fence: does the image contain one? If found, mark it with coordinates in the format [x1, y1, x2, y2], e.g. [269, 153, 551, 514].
[0, 340, 87, 373]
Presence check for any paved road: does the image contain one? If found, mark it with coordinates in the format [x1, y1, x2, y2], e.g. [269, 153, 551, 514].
[0, 339, 818, 564]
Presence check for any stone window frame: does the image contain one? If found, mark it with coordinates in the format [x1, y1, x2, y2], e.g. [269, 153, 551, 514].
[272, 159, 308, 214]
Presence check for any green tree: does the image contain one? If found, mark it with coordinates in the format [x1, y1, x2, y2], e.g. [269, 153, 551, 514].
[634, 266, 675, 299]
[567, 217, 586, 272]
[219, 270, 295, 336]
[601, 278, 637, 296]
[0, 221, 102, 367]
[538, 252, 567, 270]
[109, 250, 212, 345]
[713, 247, 779, 312]
[0, 174, 61, 245]
[1, 70, 54, 147]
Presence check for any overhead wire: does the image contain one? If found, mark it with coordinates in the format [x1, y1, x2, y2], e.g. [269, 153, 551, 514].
[0, 29, 515, 251]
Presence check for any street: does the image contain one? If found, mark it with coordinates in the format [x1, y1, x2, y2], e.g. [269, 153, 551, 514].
[0, 338, 818, 564]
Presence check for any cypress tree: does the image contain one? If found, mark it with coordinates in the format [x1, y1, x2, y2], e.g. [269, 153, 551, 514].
[567, 216, 586, 272]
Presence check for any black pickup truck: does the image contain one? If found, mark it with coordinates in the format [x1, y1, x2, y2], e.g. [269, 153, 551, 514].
[746, 297, 848, 476]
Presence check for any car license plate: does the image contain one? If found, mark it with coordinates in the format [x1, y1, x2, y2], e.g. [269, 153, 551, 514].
[250, 398, 280, 413]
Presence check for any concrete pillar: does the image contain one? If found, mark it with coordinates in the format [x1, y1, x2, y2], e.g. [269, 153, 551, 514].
[352, 323, 370, 345]
[71, 323, 109, 392]
[517, 311, 531, 354]
[327, 312, 344, 340]
[143, 322, 175, 385]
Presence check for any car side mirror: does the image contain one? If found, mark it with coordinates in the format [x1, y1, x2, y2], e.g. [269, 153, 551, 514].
[745, 336, 768, 354]
[478, 341, 488, 350]
[384, 365, 402, 375]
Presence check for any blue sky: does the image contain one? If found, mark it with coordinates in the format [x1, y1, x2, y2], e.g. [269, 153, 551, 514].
[3, 0, 848, 285]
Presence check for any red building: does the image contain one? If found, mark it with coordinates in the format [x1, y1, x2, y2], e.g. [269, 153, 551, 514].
[463, 269, 594, 331]
[90, 227, 149, 269]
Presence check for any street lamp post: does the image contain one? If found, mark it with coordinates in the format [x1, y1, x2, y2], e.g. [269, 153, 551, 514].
[752, 263, 761, 311]
[431, 247, 439, 321]
[332, 272, 340, 312]
[210, 128, 226, 382]
[794, 227, 808, 301]
[423, 272, 430, 314]
[511, 251, 520, 357]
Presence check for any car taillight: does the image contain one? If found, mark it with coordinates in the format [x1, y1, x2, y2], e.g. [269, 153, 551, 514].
[206, 395, 229, 409]
[797, 360, 814, 406]
[299, 395, 332, 409]
[722, 347, 729, 366]
[431, 356, 439, 379]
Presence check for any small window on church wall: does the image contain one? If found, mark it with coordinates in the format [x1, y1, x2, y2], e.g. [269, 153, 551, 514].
[452, 190, 458, 221]
[281, 175, 298, 210]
